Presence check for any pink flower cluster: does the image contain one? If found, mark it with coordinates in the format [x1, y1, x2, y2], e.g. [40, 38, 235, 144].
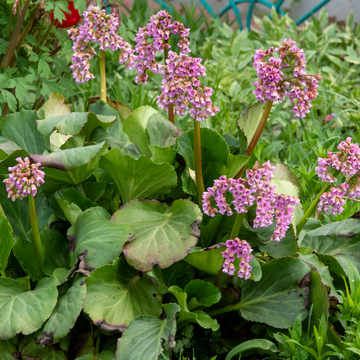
[253, 38, 321, 119]
[202, 161, 300, 242]
[68, 5, 135, 83]
[222, 238, 253, 279]
[158, 51, 220, 121]
[3, 157, 45, 201]
[133, 10, 190, 84]
[316, 137, 360, 214]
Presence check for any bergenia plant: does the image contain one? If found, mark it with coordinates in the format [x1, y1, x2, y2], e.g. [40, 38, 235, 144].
[3, 157, 45, 275]
[68, 5, 135, 101]
[133, 10, 220, 204]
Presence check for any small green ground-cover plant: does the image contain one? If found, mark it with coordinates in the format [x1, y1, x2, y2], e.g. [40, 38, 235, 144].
[1, 2, 360, 360]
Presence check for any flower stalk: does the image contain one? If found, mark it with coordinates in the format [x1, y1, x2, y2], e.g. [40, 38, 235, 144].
[194, 119, 204, 205]
[231, 100, 273, 238]
[230, 213, 246, 239]
[100, 50, 107, 103]
[28, 194, 44, 273]
[164, 46, 174, 123]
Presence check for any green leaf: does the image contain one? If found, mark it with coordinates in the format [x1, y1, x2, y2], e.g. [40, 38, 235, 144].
[255, 226, 298, 258]
[237, 102, 267, 149]
[37, 278, 86, 346]
[185, 279, 221, 310]
[13, 229, 68, 281]
[112, 199, 202, 272]
[42, 229, 70, 276]
[150, 145, 177, 164]
[169, 284, 219, 331]
[184, 247, 224, 275]
[301, 219, 360, 275]
[308, 270, 329, 329]
[147, 112, 182, 148]
[37, 93, 71, 119]
[123, 106, 158, 156]
[0, 211, 14, 272]
[82, 182, 107, 203]
[236, 257, 310, 328]
[83, 257, 162, 331]
[88, 98, 131, 122]
[37, 113, 116, 142]
[0, 138, 21, 154]
[13, 236, 43, 281]
[298, 253, 338, 300]
[185, 246, 261, 281]
[116, 303, 180, 360]
[225, 339, 278, 360]
[178, 128, 229, 189]
[0, 110, 45, 154]
[31, 142, 107, 171]
[0, 338, 19, 360]
[91, 127, 141, 158]
[344, 56, 360, 64]
[221, 154, 249, 178]
[68, 210, 134, 272]
[100, 148, 177, 203]
[1, 90, 16, 112]
[88, 100, 140, 157]
[39, 143, 108, 195]
[53, 188, 97, 224]
[273, 163, 301, 192]
[0, 276, 59, 338]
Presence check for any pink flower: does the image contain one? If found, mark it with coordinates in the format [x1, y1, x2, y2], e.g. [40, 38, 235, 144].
[68, 5, 135, 83]
[316, 138, 360, 214]
[253, 38, 321, 119]
[3, 158, 45, 201]
[202, 161, 300, 242]
[222, 238, 253, 279]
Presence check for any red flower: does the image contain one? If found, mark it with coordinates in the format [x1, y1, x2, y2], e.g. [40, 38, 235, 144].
[50, 1, 80, 29]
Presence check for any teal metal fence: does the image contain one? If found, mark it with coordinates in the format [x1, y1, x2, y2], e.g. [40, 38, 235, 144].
[154, 0, 332, 30]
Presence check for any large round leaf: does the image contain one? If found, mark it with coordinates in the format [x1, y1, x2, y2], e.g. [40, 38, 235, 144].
[37, 278, 86, 347]
[37, 112, 116, 141]
[0, 276, 58, 338]
[112, 199, 202, 272]
[177, 128, 229, 190]
[123, 105, 157, 156]
[0, 110, 45, 154]
[147, 112, 182, 148]
[31, 142, 107, 171]
[301, 219, 360, 275]
[68, 210, 134, 272]
[0, 211, 14, 273]
[100, 148, 177, 203]
[83, 257, 162, 331]
[116, 303, 180, 360]
[37, 93, 71, 119]
[235, 257, 310, 328]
